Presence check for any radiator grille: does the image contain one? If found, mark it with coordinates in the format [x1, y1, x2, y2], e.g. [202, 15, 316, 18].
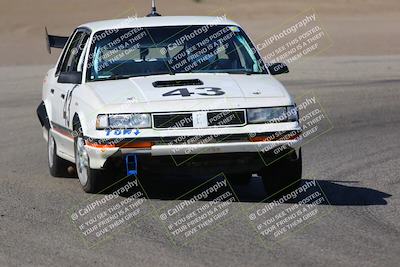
[153, 110, 246, 129]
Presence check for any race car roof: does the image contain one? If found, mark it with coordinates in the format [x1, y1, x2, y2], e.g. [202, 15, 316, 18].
[79, 16, 239, 32]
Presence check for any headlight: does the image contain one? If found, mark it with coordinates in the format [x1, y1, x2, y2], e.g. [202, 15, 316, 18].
[247, 106, 298, 123]
[96, 114, 151, 129]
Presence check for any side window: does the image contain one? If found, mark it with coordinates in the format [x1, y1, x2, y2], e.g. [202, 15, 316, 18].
[55, 31, 75, 76]
[59, 31, 89, 73]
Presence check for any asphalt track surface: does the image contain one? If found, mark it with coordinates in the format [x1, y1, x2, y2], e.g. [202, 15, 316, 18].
[1, 56, 399, 266]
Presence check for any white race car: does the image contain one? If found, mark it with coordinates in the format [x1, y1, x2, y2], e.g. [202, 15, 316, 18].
[37, 9, 302, 193]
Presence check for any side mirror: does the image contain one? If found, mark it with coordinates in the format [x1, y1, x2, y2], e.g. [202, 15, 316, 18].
[58, 71, 82, 84]
[268, 63, 289, 75]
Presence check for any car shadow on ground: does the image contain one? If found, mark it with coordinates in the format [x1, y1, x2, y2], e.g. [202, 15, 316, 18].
[110, 174, 391, 206]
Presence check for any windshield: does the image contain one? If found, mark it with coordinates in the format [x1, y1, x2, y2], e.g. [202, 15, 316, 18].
[87, 25, 267, 81]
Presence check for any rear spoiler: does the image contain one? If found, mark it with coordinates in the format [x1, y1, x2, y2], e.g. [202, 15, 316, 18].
[45, 27, 68, 54]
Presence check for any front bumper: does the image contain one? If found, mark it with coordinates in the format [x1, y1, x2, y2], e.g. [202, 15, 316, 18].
[86, 136, 302, 169]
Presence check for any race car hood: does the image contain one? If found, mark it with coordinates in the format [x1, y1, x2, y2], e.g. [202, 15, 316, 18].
[86, 73, 293, 113]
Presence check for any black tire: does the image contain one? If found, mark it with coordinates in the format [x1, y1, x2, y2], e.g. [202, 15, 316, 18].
[47, 129, 69, 177]
[259, 148, 302, 196]
[226, 172, 253, 185]
[74, 123, 107, 193]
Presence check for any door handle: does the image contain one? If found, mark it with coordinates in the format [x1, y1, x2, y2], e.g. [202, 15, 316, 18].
[61, 94, 65, 99]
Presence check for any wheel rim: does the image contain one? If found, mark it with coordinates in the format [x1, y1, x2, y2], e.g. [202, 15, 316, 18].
[75, 137, 89, 186]
[48, 132, 55, 168]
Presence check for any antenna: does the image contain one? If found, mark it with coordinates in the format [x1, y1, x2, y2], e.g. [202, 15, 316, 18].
[147, 0, 161, 17]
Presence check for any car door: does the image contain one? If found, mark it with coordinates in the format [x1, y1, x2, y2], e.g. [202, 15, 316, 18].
[50, 29, 90, 157]
[52, 29, 90, 130]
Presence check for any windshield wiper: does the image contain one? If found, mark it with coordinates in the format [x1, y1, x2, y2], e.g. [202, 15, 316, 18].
[224, 70, 262, 75]
[140, 71, 175, 77]
[93, 71, 176, 81]
[108, 74, 134, 80]
[93, 74, 134, 81]
[189, 69, 263, 75]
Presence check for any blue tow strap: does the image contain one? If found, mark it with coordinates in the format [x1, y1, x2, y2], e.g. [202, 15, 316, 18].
[125, 154, 138, 176]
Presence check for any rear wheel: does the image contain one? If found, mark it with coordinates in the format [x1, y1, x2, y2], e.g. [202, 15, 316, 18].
[74, 125, 107, 193]
[259, 148, 302, 196]
[48, 129, 69, 177]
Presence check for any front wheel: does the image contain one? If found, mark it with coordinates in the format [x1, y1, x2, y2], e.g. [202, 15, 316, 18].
[74, 135, 106, 193]
[259, 148, 302, 196]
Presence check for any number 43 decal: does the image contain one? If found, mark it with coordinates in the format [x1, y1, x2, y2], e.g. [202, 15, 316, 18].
[162, 87, 225, 97]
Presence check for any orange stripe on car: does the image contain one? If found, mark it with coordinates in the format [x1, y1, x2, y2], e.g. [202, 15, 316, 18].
[85, 140, 154, 149]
